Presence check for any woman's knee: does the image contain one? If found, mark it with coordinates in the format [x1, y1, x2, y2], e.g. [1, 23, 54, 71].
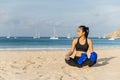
[90, 52, 98, 62]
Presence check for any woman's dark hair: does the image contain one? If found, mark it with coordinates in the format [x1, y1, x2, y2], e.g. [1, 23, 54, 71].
[78, 25, 89, 38]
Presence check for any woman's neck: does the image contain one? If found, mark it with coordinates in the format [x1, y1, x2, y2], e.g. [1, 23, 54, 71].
[79, 36, 86, 40]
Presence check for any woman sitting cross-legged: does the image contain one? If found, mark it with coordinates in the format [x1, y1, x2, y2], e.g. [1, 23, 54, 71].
[65, 25, 97, 68]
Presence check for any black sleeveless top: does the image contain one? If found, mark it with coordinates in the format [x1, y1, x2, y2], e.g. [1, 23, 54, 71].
[75, 37, 89, 52]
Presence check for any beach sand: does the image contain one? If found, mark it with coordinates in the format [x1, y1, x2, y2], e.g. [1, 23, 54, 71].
[0, 49, 120, 80]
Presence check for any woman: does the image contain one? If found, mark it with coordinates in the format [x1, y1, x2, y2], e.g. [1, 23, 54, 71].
[65, 25, 97, 68]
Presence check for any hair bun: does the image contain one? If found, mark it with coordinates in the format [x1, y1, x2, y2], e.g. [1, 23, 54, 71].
[85, 27, 89, 30]
[87, 27, 89, 30]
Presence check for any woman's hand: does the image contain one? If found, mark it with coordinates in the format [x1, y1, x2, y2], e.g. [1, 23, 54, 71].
[65, 54, 70, 60]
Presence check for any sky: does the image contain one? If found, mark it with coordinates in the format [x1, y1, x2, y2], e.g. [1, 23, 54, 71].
[0, 0, 120, 37]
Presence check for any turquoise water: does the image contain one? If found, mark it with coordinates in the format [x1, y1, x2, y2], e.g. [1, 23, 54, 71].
[0, 37, 120, 50]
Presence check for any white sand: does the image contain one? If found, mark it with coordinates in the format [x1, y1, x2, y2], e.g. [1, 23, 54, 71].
[0, 49, 120, 80]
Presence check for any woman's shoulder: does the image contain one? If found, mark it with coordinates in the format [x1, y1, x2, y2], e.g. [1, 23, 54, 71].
[87, 38, 93, 43]
[72, 38, 78, 43]
[73, 37, 79, 41]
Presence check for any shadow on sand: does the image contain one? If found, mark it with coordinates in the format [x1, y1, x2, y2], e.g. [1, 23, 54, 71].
[93, 57, 116, 67]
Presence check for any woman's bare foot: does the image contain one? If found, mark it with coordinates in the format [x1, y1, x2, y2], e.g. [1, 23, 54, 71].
[82, 65, 89, 69]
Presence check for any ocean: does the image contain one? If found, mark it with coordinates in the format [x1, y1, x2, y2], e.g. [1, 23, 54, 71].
[0, 37, 120, 50]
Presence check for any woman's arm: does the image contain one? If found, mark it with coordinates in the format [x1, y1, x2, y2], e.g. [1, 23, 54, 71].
[88, 39, 94, 53]
[65, 39, 77, 59]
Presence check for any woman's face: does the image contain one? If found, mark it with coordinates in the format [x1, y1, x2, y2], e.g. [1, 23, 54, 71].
[77, 28, 85, 37]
